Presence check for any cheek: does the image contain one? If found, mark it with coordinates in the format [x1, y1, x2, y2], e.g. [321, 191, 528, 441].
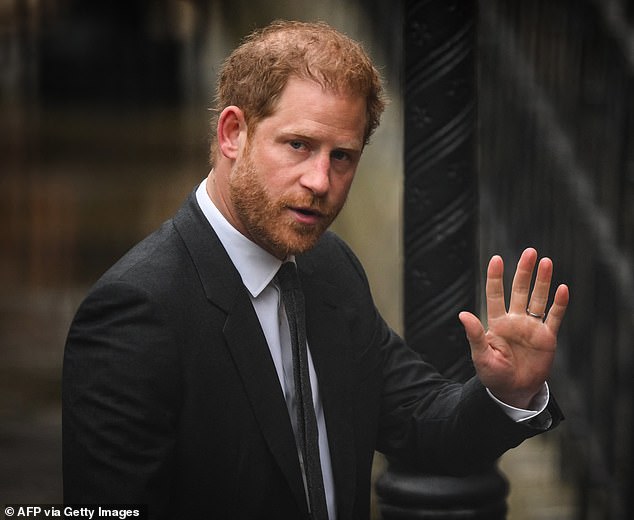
[249, 152, 293, 189]
[332, 175, 355, 201]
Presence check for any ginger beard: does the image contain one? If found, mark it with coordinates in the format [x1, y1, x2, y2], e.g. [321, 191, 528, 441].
[228, 139, 346, 259]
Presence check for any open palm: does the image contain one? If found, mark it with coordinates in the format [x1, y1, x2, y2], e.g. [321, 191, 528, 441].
[459, 248, 569, 409]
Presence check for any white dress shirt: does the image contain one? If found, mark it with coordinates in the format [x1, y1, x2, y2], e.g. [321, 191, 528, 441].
[195, 178, 549, 518]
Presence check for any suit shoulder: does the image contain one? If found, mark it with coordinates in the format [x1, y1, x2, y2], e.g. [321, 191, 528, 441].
[104, 220, 177, 274]
[90, 218, 194, 300]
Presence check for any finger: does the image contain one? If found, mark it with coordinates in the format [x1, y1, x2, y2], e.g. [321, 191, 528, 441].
[458, 311, 487, 355]
[508, 248, 538, 315]
[485, 255, 507, 320]
[526, 257, 553, 317]
[544, 284, 570, 334]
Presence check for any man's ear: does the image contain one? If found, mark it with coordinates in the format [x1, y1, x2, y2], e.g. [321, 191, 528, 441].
[217, 106, 247, 160]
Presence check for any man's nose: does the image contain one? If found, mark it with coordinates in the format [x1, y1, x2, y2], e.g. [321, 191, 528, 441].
[299, 154, 330, 197]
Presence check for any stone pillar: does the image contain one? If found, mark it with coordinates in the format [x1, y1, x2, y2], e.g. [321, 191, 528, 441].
[375, 1, 508, 517]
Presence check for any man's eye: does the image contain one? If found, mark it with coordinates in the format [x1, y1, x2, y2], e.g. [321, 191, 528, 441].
[289, 140, 305, 150]
[331, 150, 350, 161]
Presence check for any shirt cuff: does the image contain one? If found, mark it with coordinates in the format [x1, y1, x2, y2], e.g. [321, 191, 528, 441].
[486, 383, 550, 422]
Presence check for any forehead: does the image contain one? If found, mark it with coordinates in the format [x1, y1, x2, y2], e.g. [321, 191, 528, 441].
[260, 77, 367, 148]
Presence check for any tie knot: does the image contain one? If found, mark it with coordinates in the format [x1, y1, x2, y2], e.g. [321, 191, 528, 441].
[275, 262, 301, 292]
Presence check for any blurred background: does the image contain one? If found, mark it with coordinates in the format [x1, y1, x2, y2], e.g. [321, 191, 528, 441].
[0, 0, 632, 518]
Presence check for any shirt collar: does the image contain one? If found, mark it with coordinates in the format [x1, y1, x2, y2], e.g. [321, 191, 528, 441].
[195, 178, 288, 298]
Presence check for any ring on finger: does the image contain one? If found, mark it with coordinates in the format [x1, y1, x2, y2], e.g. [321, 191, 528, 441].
[526, 308, 546, 320]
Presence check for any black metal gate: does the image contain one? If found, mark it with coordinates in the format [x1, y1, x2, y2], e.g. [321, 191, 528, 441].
[478, 1, 634, 517]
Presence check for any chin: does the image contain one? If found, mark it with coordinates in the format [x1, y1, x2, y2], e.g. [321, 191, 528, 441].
[273, 233, 323, 258]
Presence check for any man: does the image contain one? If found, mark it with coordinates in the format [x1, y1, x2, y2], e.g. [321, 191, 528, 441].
[63, 20, 570, 520]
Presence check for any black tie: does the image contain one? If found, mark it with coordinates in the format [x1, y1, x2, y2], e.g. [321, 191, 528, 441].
[275, 262, 329, 520]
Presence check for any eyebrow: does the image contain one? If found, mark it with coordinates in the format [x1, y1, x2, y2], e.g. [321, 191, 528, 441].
[280, 129, 364, 153]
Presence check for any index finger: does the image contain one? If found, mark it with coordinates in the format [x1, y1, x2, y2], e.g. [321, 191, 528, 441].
[485, 255, 507, 320]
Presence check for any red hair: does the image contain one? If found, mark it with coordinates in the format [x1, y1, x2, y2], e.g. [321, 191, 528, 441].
[210, 20, 387, 165]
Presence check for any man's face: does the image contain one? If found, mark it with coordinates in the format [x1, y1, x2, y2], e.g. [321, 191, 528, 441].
[227, 77, 367, 259]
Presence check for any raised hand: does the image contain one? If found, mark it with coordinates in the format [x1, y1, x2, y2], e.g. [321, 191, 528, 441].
[458, 248, 569, 409]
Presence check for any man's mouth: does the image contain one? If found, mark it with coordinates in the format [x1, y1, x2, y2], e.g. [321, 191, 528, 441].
[293, 206, 321, 216]
[288, 206, 325, 224]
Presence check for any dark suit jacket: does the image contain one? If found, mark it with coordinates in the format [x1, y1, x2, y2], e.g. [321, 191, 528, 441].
[62, 191, 562, 519]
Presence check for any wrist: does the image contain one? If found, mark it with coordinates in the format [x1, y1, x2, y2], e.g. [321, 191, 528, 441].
[490, 389, 540, 410]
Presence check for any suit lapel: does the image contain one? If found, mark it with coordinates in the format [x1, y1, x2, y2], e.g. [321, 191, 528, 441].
[173, 193, 309, 515]
[300, 266, 357, 520]
[223, 297, 308, 514]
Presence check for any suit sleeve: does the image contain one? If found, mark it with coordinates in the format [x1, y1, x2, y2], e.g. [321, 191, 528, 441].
[374, 320, 563, 475]
[63, 280, 180, 514]
[329, 234, 563, 476]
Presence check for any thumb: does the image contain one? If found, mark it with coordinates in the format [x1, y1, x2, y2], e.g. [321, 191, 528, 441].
[458, 311, 487, 355]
